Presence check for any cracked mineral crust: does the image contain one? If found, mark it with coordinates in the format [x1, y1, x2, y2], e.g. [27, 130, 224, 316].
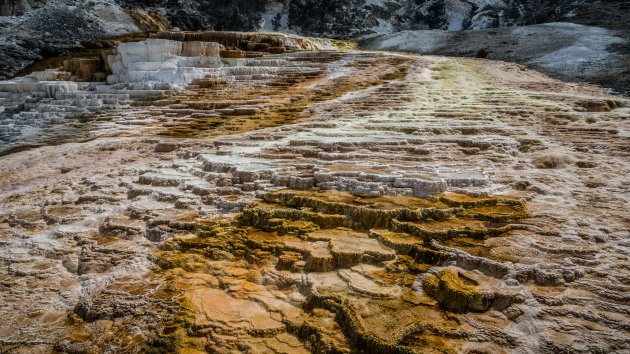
[0, 32, 629, 354]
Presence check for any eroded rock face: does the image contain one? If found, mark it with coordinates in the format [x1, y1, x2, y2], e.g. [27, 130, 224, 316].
[0, 0, 46, 16]
[0, 36, 629, 353]
[117, 0, 579, 36]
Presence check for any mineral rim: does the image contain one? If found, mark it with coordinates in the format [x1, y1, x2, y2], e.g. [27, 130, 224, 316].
[0, 32, 629, 354]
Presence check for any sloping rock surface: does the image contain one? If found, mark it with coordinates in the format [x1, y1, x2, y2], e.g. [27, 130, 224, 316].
[0, 34, 629, 353]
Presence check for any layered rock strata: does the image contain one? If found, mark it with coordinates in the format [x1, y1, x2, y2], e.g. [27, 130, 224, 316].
[0, 34, 338, 155]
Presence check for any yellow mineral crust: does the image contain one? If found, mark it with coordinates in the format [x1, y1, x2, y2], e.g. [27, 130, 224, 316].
[145, 189, 529, 352]
[423, 268, 491, 313]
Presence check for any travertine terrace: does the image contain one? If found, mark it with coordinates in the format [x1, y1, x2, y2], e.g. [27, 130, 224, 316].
[0, 32, 629, 353]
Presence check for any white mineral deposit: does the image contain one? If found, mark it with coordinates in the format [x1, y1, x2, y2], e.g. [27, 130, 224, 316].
[0, 2, 628, 353]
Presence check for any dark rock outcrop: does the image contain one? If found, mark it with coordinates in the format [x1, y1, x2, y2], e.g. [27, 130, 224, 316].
[0, 0, 46, 16]
[118, 0, 579, 37]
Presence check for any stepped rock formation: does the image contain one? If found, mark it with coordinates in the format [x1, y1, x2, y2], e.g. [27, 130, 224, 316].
[0, 32, 337, 154]
[0, 0, 628, 94]
[0, 32, 629, 353]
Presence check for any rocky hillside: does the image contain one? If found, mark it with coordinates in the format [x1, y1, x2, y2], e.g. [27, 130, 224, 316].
[0, 0, 46, 16]
[0, 0, 605, 81]
[116, 0, 579, 36]
[2, 0, 582, 34]
[361, 22, 630, 95]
